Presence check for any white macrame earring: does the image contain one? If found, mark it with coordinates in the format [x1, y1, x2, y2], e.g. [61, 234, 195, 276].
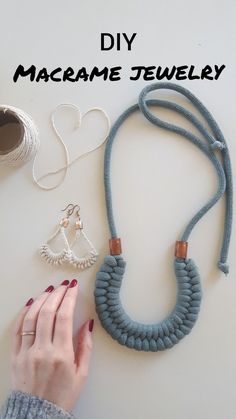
[69, 205, 98, 270]
[40, 204, 74, 266]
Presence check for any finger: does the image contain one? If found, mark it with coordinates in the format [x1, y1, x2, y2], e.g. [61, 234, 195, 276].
[53, 279, 79, 348]
[21, 285, 54, 351]
[12, 298, 34, 358]
[76, 319, 94, 379]
[35, 280, 71, 347]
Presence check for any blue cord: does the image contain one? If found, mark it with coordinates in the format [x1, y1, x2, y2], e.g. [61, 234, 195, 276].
[139, 83, 232, 274]
[95, 83, 233, 352]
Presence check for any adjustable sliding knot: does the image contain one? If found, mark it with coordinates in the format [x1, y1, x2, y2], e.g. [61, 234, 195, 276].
[210, 141, 225, 150]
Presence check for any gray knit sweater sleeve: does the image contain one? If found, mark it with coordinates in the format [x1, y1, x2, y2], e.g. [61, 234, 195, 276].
[0, 391, 76, 419]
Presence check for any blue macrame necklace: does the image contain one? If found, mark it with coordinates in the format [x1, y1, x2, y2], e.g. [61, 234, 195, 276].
[94, 82, 233, 352]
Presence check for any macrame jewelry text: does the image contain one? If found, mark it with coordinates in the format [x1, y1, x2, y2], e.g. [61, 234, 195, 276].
[13, 64, 225, 83]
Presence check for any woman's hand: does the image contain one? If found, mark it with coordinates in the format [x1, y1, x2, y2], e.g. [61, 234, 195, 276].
[11, 279, 94, 412]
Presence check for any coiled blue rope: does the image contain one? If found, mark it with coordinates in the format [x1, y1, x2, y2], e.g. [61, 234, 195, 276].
[94, 82, 233, 352]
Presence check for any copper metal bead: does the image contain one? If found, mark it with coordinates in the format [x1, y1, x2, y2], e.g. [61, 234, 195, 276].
[175, 241, 188, 259]
[75, 220, 83, 230]
[109, 238, 122, 256]
[60, 218, 69, 228]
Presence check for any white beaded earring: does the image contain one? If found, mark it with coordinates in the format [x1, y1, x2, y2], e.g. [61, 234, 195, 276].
[69, 205, 98, 270]
[40, 204, 74, 266]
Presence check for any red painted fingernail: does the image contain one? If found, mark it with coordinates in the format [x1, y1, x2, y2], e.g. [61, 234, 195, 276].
[25, 298, 34, 307]
[88, 319, 94, 332]
[69, 279, 78, 288]
[45, 285, 54, 293]
[61, 280, 70, 286]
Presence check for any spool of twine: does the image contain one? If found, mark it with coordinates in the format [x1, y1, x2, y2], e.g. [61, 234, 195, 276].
[0, 105, 39, 166]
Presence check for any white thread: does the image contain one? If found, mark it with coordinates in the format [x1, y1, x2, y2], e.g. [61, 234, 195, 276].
[40, 223, 98, 270]
[69, 229, 98, 269]
[33, 104, 111, 190]
[40, 225, 72, 266]
[0, 104, 111, 190]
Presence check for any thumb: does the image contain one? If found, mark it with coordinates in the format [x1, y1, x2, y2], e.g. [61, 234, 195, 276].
[76, 319, 94, 379]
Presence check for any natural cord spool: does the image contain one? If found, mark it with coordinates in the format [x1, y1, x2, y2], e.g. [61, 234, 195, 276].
[0, 105, 39, 165]
[94, 82, 233, 352]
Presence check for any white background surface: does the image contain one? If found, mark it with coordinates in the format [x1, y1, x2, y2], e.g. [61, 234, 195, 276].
[0, 1, 235, 418]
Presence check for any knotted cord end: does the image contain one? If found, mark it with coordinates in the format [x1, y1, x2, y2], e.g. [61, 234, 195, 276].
[211, 141, 225, 151]
[218, 261, 229, 275]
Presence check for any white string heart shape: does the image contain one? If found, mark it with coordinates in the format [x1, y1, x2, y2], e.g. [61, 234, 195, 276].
[32, 104, 110, 190]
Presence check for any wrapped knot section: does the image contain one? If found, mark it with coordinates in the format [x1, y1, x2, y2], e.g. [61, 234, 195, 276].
[210, 141, 225, 150]
[94, 255, 202, 351]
